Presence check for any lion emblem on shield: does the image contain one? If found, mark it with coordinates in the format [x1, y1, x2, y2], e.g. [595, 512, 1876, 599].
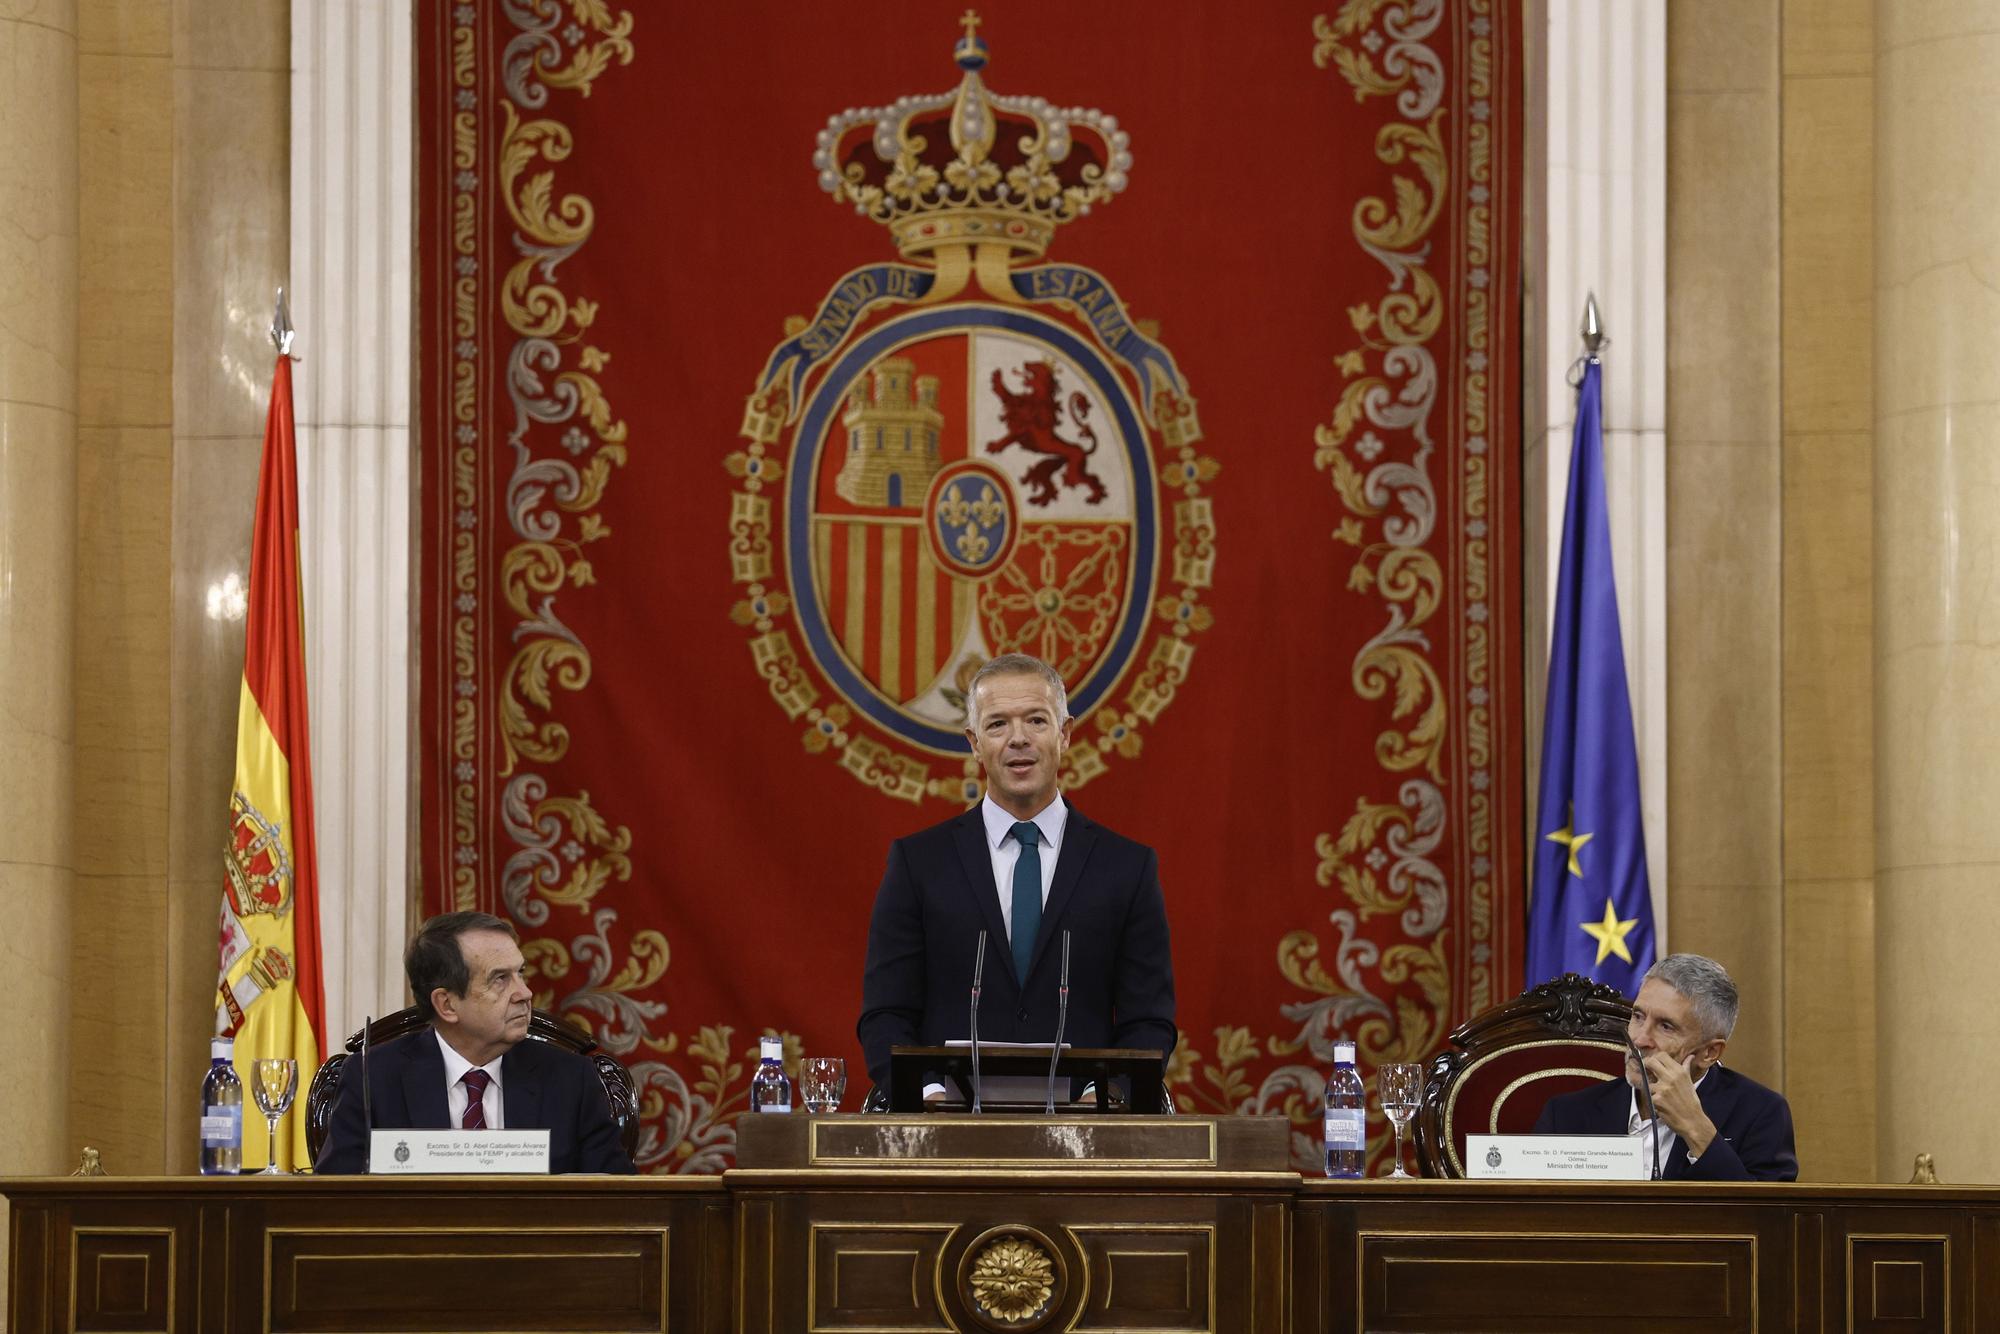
[986, 361, 1108, 507]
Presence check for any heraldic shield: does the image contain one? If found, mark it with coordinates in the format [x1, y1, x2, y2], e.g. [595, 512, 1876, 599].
[729, 14, 1217, 803]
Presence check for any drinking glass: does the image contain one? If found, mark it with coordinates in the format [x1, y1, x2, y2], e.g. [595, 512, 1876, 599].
[799, 1056, 847, 1114]
[252, 1058, 299, 1175]
[1378, 1062, 1424, 1179]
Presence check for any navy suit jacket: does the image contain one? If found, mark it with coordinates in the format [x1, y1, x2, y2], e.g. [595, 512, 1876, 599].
[1533, 1063, 1798, 1181]
[856, 801, 1177, 1089]
[313, 1029, 636, 1175]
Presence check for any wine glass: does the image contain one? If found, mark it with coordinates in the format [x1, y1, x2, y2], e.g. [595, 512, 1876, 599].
[1378, 1062, 1424, 1179]
[252, 1058, 299, 1175]
[799, 1056, 847, 1114]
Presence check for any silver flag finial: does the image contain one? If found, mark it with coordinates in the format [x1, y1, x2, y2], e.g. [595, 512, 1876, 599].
[269, 287, 295, 356]
[1581, 292, 1605, 360]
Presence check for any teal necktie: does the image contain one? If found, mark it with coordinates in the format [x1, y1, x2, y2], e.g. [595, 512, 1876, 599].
[1009, 821, 1042, 985]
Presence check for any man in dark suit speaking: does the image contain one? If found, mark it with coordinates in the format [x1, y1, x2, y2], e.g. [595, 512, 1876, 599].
[314, 912, 635, 1174]
[1535, 953, 1797, 1180]
[857, 653, 1178, 1100]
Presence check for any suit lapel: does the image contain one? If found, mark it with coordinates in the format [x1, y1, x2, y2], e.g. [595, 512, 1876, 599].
[949, 810, 1015, 996]
[401, 1031, 452, 1130]
[1028, 802, 1096, 984]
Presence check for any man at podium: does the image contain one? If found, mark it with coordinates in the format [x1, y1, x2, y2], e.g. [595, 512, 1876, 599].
[857, 653, 1178, 1101]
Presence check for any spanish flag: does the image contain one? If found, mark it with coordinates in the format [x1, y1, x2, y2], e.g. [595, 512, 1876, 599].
[215, 353, 325, 1171]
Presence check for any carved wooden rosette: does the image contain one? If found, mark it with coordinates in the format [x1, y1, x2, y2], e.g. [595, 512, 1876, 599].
[953, 1224, 1068, 1331]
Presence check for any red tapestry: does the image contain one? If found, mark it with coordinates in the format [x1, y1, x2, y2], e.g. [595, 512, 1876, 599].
[417, 0, 1525, 1173]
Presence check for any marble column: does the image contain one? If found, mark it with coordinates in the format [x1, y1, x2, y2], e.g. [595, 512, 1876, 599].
[289, 0, 416, 1039]
[1528, 0, 1672, 959]
[1874, 3, 2000, 1185]
[0, 2, 79, 1183]
[165, 0, 292, 1172]
[1662, 1, 1787, 1085]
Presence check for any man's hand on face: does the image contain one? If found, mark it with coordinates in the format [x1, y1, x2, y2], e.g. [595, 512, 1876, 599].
[1640, 1052, 1717, 1159]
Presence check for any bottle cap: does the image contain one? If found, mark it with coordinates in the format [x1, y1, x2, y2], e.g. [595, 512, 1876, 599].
[760, 1036, 783, 1061]
[1333, 1039, 1357, 1065]
[211, 1037, 234, 1060]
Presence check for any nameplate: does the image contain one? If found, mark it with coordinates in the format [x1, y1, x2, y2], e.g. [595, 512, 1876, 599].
[368, 1129, 551, 1174]
[1466, 1133, 1648, 1180]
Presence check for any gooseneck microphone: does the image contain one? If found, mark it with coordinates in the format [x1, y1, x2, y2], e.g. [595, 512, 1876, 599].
[1044, 930, 1072, 1114]
[969, 932, 988, 1115]
[360, 1014, 375, 1171]
[1625, 1035, 1663, 1180]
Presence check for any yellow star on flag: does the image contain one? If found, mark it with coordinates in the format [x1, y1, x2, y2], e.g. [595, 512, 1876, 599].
[1580, 897, 1640, 965]
[1545, 803, 1593, 878]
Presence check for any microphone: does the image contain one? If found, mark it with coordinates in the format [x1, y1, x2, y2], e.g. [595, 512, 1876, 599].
[1624, 1035, 1663, 1180]
[360, 1015, 375, 1172]
[1044, 930, 1071, 1115]
[968, 932, 987, 1115]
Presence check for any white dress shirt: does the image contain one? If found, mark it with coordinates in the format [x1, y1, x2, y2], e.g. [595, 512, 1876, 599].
[1627, 1066, 1708, 1173]
[436, 1028, 505, 1129]
[979, 793, 1066, 949]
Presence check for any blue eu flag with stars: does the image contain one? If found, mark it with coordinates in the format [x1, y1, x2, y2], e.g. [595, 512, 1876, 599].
[1526, 357, 1655, 995]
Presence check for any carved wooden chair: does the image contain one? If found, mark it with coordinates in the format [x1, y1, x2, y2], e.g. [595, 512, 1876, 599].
[1412, 973, 1633, 1178]
[303, 1006, 641, 1166]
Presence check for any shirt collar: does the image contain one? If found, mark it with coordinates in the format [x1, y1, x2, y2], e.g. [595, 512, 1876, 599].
[980, 792, 1067, 854]
[434, 1026, 504, 1089]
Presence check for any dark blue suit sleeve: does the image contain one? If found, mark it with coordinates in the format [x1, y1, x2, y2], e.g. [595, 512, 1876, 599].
[312, 1055, 370, 1175]
[1108, 847, 1177, 1069]
[857, 839, 928, 1087]
[1684, 1087, 1797, 1182]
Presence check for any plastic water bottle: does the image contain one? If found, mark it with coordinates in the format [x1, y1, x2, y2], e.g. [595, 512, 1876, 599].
[751, 1036, 792, 1113]
[199, 1037, 244, 1174]
[1324, 1038, 1365, 1177]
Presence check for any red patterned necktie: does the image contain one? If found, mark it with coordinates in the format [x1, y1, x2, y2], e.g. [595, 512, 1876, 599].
[461, 1069, 491, 1130]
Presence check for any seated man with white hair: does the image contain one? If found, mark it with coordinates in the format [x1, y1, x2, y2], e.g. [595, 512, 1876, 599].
[1535, 953, 1799, 1181]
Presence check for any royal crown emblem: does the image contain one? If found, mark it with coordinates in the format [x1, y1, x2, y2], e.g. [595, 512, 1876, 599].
[728, 13, 1219, 802]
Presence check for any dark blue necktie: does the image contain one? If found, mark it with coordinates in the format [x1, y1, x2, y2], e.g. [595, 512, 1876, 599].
[1010, 821, 1042, 985]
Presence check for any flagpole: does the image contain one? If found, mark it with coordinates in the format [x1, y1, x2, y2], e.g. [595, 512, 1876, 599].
[1581, 291, 1604, 362]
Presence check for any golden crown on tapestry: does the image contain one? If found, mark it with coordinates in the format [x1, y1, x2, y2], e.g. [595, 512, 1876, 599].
[813, 12, 1132, 260]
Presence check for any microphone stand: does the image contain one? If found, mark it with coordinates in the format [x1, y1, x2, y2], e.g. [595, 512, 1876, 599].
[969, 933, 987, 1115]
[1044, 931, 1071, 1115]
[1625, 1036, 1663, 1180]
[360, 1015, 374, 1172]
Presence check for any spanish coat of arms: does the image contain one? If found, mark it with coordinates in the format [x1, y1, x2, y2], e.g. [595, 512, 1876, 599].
[728, 14, 1219, 801]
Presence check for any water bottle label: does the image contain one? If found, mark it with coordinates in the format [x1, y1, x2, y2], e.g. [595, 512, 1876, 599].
[1324, 1109, 1364, 1149]
[200, 1108, 241, 1146]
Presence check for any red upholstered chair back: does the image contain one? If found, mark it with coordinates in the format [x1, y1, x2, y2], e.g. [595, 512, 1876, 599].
[1414, 973, 1634, 1178]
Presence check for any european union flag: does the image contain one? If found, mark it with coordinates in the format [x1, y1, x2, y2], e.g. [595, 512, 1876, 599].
[1525, 355, 1655, 995]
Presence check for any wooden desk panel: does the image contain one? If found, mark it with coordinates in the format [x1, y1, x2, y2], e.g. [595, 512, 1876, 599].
[11, 1157, 2000, 1333]
[3, 1176, 729, 1334]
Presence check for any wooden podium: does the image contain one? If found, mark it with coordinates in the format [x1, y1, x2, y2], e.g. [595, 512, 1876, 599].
[732, 1112, 1293, 1331]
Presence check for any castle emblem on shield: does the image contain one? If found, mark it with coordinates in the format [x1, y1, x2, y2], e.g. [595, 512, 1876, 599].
[728, 14, 1218, 803]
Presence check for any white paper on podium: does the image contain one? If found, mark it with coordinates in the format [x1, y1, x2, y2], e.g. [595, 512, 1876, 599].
[1466, 1132, 1649, 1180]
[368, 1129, 551, 1174]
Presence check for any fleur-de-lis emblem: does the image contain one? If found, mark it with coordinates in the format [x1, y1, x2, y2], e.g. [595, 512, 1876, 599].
[954, 524, 991, 563]
[938, 482, 972, 527]
[969, 483, 1004, 527]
